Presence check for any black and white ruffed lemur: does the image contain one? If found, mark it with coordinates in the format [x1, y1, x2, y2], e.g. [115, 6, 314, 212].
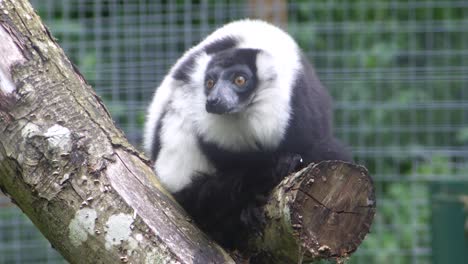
[144, 19, 352, 248]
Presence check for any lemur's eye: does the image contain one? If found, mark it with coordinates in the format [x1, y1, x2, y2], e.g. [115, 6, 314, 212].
[234, 76, 246, 86]
[206, 79, 215, 89]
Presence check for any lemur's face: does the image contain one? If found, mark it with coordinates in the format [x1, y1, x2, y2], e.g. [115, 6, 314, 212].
[204, 49, 258, 114]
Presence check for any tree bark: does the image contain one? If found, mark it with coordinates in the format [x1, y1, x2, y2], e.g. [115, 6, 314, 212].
[0, 1, 375, 263]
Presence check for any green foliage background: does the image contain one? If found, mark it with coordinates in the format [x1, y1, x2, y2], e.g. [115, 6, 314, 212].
[1, 1, 467, 263]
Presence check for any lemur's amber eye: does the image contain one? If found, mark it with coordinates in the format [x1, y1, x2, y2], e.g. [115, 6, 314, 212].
[234, 76, 246, 86]
[206, 79, 215, 89]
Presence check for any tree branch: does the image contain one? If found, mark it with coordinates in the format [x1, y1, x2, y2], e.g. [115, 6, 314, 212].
[0, 1, 233, 263]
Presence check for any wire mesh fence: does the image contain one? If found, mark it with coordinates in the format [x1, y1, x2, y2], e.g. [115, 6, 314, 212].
[1, 0, 467, 263]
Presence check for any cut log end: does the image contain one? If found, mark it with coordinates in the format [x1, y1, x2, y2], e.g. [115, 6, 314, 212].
[292, 161, 376, 259]
[249, 161, 376, 263]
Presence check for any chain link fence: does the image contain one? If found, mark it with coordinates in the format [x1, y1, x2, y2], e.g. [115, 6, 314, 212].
[1, 0, 467, 263]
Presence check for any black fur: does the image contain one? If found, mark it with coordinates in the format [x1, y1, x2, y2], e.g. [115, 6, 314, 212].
[173, 37, 238, 82]
[279, 53, 352, 162]
[204, 49, 259, 108]
[174, 139, 303, 248]
[204, 36, 238, 54]
[172, 52, 200, 82]
[150, 108, 168, 161]
[207, 48, 259, 69]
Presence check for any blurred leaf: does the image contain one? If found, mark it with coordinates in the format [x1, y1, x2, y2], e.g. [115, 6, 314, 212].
[417, 155, 452, 176]
[45, 21, 84, 35]
[79, 52, 97, 82]
[456, 127, 468, 144]
[365, 42, 398, 68]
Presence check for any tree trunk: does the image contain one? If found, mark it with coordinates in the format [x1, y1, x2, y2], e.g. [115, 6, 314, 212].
[0, 1, 375, 263]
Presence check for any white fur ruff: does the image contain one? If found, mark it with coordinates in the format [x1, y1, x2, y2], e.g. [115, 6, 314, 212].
[143, 19, 301, 192]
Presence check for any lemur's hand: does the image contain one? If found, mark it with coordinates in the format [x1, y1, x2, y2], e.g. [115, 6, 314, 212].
[275, 153, 303, 178]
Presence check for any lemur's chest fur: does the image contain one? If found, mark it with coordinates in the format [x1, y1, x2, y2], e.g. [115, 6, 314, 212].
[154, 96, 282, 193]
[153, 105, 214, 193]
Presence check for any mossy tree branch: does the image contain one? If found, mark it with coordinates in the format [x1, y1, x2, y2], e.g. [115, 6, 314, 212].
[0, 0, 233, 263]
